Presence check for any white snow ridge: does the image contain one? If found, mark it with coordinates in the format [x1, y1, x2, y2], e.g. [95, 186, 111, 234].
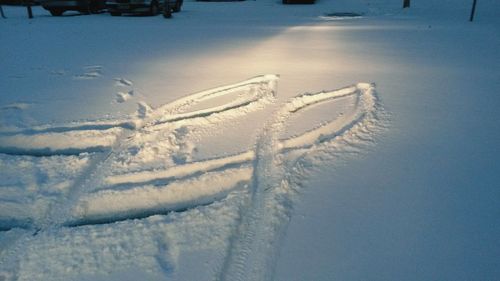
[0, 76, 384, 280]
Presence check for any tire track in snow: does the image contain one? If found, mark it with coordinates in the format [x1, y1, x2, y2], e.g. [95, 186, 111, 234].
[68, 167, 254, 227]
[0, 75, 277, 157]
[0, 75, 277, 230]
[0, 121, 136, 136]
[64, 83, 379, 228]
[0, 77, 385, 280]
[0, 75, 279, 279]
[0, 127, 126, 157]
[43, 75, 279, 229]
[218, 83, 384, 281]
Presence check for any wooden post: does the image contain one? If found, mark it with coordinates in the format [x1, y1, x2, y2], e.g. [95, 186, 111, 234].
[25, 0, 33, 19]
[0, 5, 6, 18]
[403, 0, 410, 8]
[470, 0, 477, 22]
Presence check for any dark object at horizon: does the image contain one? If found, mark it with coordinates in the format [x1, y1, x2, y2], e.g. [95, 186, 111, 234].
[0, 5, 5, 18]
[325, 12, 362, 17]
[106, 0, 182, 17]
[469, 0, 477, 22]
[283, 0, 315, 4]
[41, 0, 106, 16]
[403, 0, 410, 8]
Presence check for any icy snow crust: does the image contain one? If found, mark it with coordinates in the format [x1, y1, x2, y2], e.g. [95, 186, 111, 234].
[0, 71, 384, 280]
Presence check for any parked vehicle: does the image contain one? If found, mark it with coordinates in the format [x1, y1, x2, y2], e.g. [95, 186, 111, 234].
[106, 0, 182, 17]
[41, 0, 106, 16]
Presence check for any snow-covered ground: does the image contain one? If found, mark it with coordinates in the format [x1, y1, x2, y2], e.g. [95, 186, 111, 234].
[1, 0, 499, 280]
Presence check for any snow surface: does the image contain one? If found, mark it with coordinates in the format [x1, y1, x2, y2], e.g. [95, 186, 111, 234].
[1, 0, 499, 280]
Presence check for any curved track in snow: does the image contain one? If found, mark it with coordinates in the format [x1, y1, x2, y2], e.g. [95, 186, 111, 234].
[218, 83, 382, 281]
[0, 76, 385, 280]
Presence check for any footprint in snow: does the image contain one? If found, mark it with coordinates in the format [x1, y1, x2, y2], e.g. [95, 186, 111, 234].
[49, 70, 67, 76]
[73, 65, 103, 80]
[8, 74, 26, 79]
[0, 102, 32, 111]
[114, 77, 134, 87]
[116, 90, 134, 103]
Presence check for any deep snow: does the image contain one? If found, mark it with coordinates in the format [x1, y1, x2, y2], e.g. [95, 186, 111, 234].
[1, 0, 500, 280]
